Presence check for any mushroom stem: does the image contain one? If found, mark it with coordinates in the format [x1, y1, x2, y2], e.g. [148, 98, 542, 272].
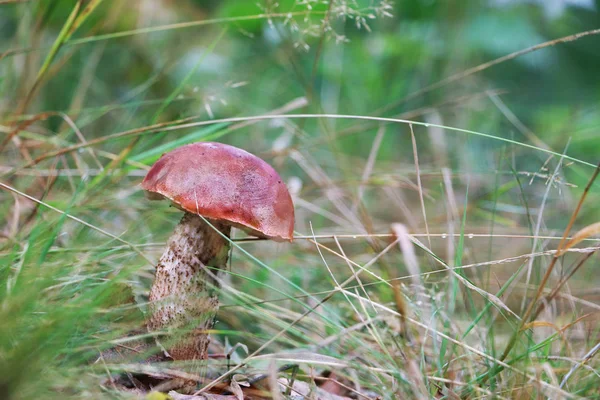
[148, 212, 231, 360]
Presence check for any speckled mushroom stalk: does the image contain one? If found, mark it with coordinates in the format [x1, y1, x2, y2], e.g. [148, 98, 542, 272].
[142, 142, 294, 361]
[147, 213, 230, 360]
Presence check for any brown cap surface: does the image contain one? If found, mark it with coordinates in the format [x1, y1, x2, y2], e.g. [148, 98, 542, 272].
[141, 142, 294, 242]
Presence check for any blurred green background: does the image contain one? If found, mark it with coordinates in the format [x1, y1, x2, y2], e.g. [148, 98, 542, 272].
[2, 0, 599, 165]
[1, 0, 600, 398]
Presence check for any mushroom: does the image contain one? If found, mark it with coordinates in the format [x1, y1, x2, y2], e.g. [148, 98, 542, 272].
[141, 142, 294, 360]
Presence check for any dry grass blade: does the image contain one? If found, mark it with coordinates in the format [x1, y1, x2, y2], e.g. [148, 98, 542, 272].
[496, 160, 600, 370]
[533, 250, 597, 319]
[487, 91, 549, 151]
[520, 148, 566, 314]
[557, 222, 600, 256]
[196, 239, 401, 394]
[332, 236, 374, 311]
[0, 111, 55, 151]
[560, 341, 600, 389]
[409, 236, 520, 319]
[354, 124, 385, 211]
[341, 291, 581, 400]
[310, 224, 381, 351]
[409, 124, 432, 250]
[236, 232, 600, 242]
[11, 114, 596, 174]
[391, 223, 428, 319]
[310, 224, 367, 322]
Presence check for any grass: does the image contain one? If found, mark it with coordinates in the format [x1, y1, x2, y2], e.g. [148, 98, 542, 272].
[1, 1, 600, 399]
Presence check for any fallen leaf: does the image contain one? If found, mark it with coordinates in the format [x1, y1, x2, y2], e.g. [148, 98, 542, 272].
[278, 378, 352, 400]
[168, 391, 237, 400]
[229, 374, 250, 400]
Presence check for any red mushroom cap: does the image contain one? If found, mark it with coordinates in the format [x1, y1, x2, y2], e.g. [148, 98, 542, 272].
[141, 142, 294, 242]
